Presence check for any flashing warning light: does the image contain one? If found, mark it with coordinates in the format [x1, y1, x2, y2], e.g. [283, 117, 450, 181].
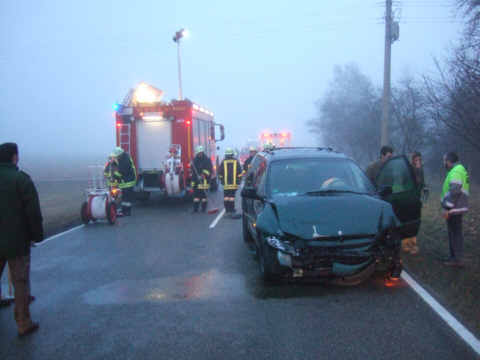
[186, 120, 191, 125]
[116, 123, 121, 127]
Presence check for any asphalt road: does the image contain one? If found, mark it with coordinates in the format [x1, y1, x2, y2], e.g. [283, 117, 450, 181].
[1, 190, 478, 359]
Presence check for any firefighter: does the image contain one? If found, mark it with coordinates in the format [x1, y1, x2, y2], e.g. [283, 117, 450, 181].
[103, 153, 119, 189]
[219, 147, 243, 213]
[242, 146, 258, 175]
[190, 146, 213, 213]
[113, 147, 137, 216]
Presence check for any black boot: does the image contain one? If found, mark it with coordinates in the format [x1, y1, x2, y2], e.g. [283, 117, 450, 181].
[121, 205, 126, 214]
[193, 201, 199, 213]
[125, 205, 131, 216]
[201, 201, 207, 212]
[224, 200, 229, 212]
[230, 201, 236, 213]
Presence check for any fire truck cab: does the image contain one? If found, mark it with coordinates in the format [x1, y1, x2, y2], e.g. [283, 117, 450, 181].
[115, 82, 224, 198]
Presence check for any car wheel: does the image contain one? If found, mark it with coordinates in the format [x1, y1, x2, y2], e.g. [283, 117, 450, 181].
[242, 214, 254, 243]
[260, 242, 283, 282]
[106, 201, 117, 224]
[80, 201, 91, 224]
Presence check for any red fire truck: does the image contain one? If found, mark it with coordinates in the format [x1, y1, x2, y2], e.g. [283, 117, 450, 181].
[114, 82, 225, 198]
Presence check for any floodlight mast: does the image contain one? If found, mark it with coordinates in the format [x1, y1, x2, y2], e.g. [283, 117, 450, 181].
[172, 28, 185, 100]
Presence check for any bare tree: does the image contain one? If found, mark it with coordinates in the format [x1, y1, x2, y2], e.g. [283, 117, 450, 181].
[307, 64, 382, 164]
[390, 77, 432, 155]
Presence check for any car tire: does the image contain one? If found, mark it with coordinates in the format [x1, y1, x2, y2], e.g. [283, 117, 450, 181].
[242, 214, 254, 243]
[260, 242, 284, 282]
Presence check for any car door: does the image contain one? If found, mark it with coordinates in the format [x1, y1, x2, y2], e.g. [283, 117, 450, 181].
[374, 155, 422, 239]
[242, 156, 267, 239]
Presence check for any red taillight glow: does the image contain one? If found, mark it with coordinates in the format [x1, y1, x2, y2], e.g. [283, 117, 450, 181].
[116, 123, 121, 127]
[186, 120, 191, 125]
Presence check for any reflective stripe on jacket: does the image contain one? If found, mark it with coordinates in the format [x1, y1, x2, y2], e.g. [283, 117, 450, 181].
[114, 154, 137, 189]
[219, 157, 243, 190]
[441, 162, 469, 215]
[191, 154, 213, 190]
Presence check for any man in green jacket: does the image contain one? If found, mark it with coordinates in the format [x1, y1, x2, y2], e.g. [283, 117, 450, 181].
[441, 152, 469, 268]
[0, 142, 44, 336]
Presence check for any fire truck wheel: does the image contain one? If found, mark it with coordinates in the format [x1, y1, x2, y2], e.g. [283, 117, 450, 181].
[80, 201, 91, 224]
[107, 201, 117, 224]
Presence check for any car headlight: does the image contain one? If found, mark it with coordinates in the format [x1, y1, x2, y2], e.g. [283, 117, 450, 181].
[266, 236, 295, 255]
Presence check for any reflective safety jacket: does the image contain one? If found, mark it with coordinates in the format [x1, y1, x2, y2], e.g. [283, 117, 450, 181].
[114, 154, 137, 189]
[441, 162, 469, 215]
[242, 155, 255, 174]
[104, 161, 119, 187]
[219, 155, 243, 190]
[191, 154, 213, 190]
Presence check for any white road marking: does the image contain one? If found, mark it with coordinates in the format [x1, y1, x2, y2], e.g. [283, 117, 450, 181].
[401, 271, 480, 355]
[33, 221, 480, 356]
[209, 209, 226, 228]
[38, 225, 84, 244]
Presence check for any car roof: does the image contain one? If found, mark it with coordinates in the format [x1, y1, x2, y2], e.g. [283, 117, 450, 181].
[257, 147, 352, 162]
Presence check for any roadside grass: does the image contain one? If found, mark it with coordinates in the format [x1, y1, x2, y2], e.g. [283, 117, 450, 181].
[402, 182, 480, 332]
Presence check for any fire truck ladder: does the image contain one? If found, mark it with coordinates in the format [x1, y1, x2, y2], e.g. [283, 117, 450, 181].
[119, 124, 131, 155]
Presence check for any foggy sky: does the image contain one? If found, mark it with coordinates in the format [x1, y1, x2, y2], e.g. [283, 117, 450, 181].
[0, 1, 460, 158]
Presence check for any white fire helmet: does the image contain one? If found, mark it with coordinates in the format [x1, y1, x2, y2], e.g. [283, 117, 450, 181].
[195, 146, 205, 155]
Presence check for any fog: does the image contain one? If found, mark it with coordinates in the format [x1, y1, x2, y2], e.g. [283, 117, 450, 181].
[1, 1, 461, 162]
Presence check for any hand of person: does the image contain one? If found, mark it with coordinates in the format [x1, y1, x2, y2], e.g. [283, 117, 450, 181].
[443, 210, 449, 220]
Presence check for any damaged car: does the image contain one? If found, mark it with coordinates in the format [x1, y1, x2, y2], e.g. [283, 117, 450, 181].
[241, 147, 422, 285]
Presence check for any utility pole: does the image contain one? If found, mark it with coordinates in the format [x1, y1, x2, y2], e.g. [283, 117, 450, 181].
[381, 0, 392, 146]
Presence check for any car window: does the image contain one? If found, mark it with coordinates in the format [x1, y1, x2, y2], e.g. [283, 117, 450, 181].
[375, 156, 416, 194]
[253, 159, 267, 196]
[267, 158, 376, 197]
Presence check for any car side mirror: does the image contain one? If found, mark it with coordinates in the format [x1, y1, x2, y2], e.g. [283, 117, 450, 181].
[241, 187, 263, 201]
[378, 185, 393, 197]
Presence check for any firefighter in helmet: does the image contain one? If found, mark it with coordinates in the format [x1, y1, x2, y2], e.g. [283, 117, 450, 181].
[263, 142, 274, 151]
[104, 153, 119, 190]
[242, 146, 258, 175]
[218, 147, 243, 213]
[113, 147, 137, 216]
[191, 145, 213, 213]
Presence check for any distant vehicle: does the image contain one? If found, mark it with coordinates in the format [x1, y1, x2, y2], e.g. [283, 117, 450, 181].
[114, 82, 225, 198]
[260, 132, 291, 149]
[241, 147, 422, 285]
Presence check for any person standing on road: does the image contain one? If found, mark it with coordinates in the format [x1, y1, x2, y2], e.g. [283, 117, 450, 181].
[402, 151, 428, 254]
[365, 145, 394, 183]
[242, 146, 257, 175]
[103, 153, 119, 190]
[219, 147, 243, 213]
[191, 146, 213, 213]
[113, 147, 137, 216]
[0, 142, 44, 336]
[441, 152, 469, 268]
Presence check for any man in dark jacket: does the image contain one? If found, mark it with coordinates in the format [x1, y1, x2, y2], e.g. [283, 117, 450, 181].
[113, 147, 137, 216]
[219, 147, 243, 213]
[190, 146, 213, 213]
[0, 142, 44, 336]
[242, 146, 257, 175]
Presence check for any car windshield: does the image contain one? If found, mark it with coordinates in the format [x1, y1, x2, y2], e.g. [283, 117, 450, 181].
[267, 158, 376, 197]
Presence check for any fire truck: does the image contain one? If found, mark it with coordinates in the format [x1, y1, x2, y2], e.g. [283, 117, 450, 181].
[260, 132, 291, 148]
[114, 82, 225, 198]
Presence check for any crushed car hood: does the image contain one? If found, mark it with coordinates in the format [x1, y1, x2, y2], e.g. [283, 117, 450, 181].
[269, 194, 400, 239]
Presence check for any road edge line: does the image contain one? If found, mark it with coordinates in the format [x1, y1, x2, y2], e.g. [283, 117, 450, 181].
[38, 225, 84, 245]
[401, 271, 480, 355]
